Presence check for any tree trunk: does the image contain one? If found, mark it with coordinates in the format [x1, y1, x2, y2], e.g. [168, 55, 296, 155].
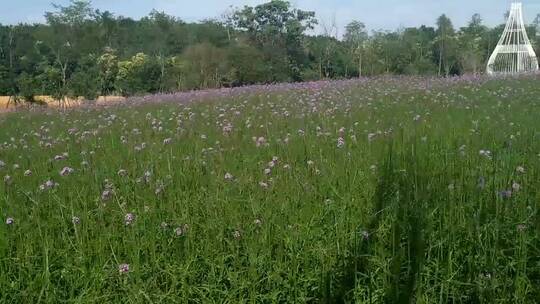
[358, 54, 363, 77]
[8, 28, 14, 70]
[438, 48, 443, 77]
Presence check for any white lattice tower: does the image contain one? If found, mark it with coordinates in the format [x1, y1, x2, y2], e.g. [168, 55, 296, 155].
[486, 2, 539, 75]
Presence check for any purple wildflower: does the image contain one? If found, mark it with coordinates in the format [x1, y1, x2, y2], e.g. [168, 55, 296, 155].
[477, 176, 486, 189]
[54, 154, 66, 161]
[361, 230, 370, 240]
[222, 123, 233, 135]
[72, 216, 81, 225]
[499, 190, 512, 199]
[124, 213, 135, 225]
[59, 167, 74, 176]
[118, 263, 130, 274]
[40, 180, 58, 191]
[143, 171, 152, 183]
[337, 137, 345, 148]
[101, 189, 113, 201]
[255, 137, 267, 147]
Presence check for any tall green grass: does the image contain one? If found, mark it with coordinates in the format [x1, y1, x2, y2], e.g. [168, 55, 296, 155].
[0, 77, 539, 303]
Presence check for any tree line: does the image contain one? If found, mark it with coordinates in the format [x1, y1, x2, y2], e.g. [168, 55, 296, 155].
[1, 0, 540, 103]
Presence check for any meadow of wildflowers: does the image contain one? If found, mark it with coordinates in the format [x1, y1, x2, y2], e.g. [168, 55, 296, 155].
[0, 75, 539, 303]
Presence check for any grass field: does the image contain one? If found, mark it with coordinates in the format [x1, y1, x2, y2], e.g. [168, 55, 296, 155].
[0, 76, 539, 303]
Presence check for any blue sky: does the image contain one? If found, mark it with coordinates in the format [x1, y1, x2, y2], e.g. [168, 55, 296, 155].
[2, 0, 540, 33]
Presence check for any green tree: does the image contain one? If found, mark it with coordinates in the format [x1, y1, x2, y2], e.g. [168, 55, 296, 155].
[532, 14, 540, 57]
[0, 63, 11, 97]
[97, 48, 119, 96]
[399, 27, 437, 75]
[458, 14, 487, 73]
[344, 21, 368, 77]
[435, 14, 458, 76]
[69, 54, 100, 100]
[15, 72, 39, 103]
[307, 35, 346, 79]
[36, 61, 69, 107]
[180, 43, 228, 90]
[232, 0, 317, 81]
[160, 56, 186, 92]
[37, 0, 99, 103]
[115, 53, 160, 96]
[226, 43, 267, 86]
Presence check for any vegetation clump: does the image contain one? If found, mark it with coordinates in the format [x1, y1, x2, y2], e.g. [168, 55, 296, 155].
[0, 75, 539, 302]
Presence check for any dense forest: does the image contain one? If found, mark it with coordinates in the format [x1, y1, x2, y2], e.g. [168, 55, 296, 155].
[1, 0, 540, 102]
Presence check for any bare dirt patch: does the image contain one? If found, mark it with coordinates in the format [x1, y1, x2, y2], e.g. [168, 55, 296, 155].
[0, 96, 126, 113]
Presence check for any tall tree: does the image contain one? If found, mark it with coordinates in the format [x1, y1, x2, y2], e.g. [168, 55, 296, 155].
[97, 48, 119, 97]
[115, 53, 160, 96]
[435, 14, 458, 76]
[180, 43, 228, 89]
[232, 0, 317, 81]
[344, 21, 368, 77]
[458, 14, 487, 73]
[40, 0, 98, 103]
[532, 14, 540, 57]
[69, 54, 100, 100]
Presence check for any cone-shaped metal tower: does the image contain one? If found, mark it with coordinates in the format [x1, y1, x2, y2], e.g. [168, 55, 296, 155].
[486, 2, 539, 75]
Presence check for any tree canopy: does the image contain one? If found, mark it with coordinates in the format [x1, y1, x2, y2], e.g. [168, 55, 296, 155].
[0, 0, 538, 102]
